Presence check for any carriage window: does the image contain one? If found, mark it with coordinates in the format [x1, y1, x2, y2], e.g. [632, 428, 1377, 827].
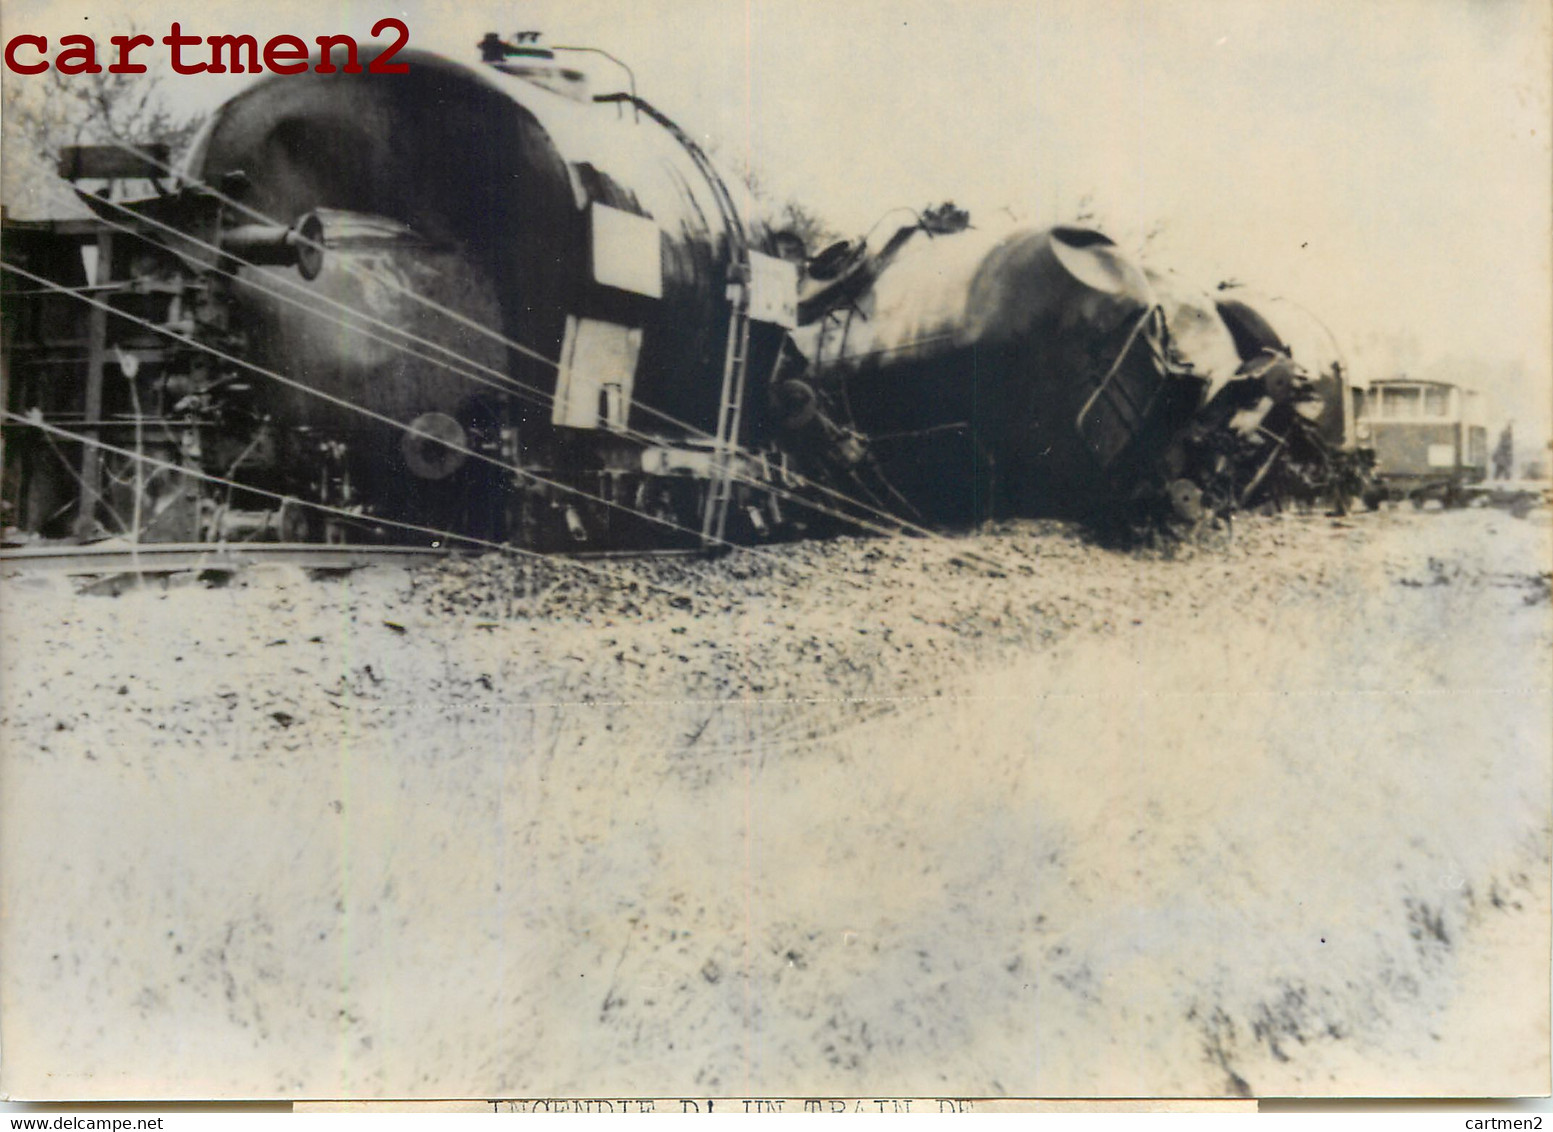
[1423, 387, 1451, 417]
[1352, 389, 1368, 419]
[1380, 386, 1422, 419]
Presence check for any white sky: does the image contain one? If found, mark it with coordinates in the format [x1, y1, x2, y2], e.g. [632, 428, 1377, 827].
[4, 0, 1550, 437]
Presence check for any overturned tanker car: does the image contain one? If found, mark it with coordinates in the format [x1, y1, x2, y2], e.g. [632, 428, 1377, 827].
[775, 210, 1201, 527]
[773, 207, 1337, 531]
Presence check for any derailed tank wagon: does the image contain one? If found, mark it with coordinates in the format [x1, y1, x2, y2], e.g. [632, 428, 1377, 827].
[778, 211, 1216, 529]
[4, 36, 802, 550]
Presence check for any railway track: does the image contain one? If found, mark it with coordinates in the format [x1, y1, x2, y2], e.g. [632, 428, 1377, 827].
[0, 541, 454, 577]
[0, 540, 724, 578]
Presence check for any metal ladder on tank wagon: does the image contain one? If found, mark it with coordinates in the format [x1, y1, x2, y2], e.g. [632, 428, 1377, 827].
[605, 92, 757, 549]
[701, 277, 753, 546]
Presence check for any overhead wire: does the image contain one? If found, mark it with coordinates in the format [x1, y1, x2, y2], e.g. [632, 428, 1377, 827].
[76, 188, 890, 528]
[79, 196, 913, 548]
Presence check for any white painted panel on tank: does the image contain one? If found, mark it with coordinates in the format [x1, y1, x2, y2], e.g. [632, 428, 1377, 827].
[590, 203, 663, 298]
[553, 316, 643, 430]
[748, 251, 799, 328]
[1428, 443, 1456, 468]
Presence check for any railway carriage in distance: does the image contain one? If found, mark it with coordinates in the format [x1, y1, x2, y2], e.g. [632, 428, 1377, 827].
[1354, 376, 1488, 506]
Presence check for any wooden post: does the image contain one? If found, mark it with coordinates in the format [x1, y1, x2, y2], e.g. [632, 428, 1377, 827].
[74, 230, 112, 539]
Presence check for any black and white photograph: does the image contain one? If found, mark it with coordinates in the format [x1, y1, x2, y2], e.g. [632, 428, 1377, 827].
[1, 0, 1549, 1106]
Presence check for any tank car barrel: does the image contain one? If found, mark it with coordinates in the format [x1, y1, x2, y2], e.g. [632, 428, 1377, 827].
[790, 218, 1203, 524]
